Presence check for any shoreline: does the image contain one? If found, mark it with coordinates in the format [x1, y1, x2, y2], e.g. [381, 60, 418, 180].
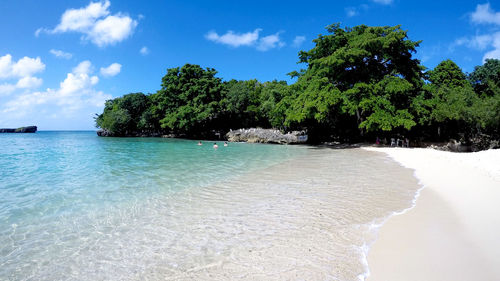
[165, 147, 420, 280]
[363, 147, 500, 281]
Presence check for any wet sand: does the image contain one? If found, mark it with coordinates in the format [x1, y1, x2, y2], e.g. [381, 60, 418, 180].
[364, 148, 500, 281]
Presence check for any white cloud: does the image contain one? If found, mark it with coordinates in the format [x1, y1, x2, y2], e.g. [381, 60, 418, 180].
[54, 1, 111, 33]
[50, 49, 73, 59]
[471, 3, 500, 25]
[88, 15, 137, 47]
[453, 33, 500, 62]
[483, 32, 500, 61]
[371, 0, 393, 5]
[12, 57, 45, 77]
[100, 63, 121, 77]
[41, 0, 137, 47]
[140, 46, 149, 55]
[34, 28, 45, 37]
[0, 83, 16, 96]
[452, 34, 494, 51]
[206, 29, 261, 47]
[454, 4, 500, 62]
[345, 7, 358, 17]
[292, 36, 306, 48]
[0, 54, 45, 79]
[257, 33, 285, 51]
[16, 76, 43, 89]
[1, 60, 111, 127]
[73, 60, 93, 75]
[0, 54, 44, 96]
[205, 29, 286, 51]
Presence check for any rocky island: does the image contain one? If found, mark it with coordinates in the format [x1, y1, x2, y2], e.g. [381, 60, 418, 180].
[0, 126, 37, 133]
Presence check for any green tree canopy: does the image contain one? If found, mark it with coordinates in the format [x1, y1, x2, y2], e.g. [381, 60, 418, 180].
[285, 24, 424, 136]
[94, 25, 498, 145]
[221, 79, 262, 128]
[151, 64, 224, 134]
[95, 92, 149, 135]
[428, 59, 469, 88]
[469, 58, 500, 97]
[421, 59, 481, 140]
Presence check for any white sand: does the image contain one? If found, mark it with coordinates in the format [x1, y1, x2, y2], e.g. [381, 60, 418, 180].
[364, 147, 500, 281]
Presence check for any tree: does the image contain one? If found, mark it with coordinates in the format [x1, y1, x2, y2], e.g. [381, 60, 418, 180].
[285, 24, 424, 137]
[468, 59, 500, 138]
[428, 59, 469, 88]
[151, 64, 225, 134]
[221, 79, 263, 129]
[469, 58, 500, 97]
[259, 80, 290, 128]
[424, 59, 480, 140]
[95, 92, 150, 135]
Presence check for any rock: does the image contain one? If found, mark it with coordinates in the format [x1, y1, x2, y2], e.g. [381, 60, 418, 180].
[470, 134, 500, 151]
[445, 140, 472, 152]
[0, 126, 37, 133]
[96, 129, 113, 137]
[226, 128, 308, 144]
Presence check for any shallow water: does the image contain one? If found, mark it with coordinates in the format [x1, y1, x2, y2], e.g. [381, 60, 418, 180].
[0, 132, 419, 280]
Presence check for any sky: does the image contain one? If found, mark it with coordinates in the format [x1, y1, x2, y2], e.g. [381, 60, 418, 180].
[1, 0, 500, 130]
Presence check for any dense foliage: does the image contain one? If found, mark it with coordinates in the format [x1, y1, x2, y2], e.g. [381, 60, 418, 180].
[96, 23, 500, 145]
[281, 24, 424, 141]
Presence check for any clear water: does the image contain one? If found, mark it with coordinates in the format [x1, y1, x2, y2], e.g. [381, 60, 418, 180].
[0, 131, 419, 281]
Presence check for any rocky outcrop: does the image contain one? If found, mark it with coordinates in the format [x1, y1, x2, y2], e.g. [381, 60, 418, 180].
[96, 129, 113, 137]
[428, 135, 499, 152]
[0, 126, 37, 133]
[470, 134, 500, 151]
[226, 128, 308, 144]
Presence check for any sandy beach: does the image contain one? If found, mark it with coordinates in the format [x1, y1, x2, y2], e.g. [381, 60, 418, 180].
[364, 147, 500, 281]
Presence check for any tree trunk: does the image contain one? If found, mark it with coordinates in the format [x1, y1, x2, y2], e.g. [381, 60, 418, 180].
[356, 109, 364, 136]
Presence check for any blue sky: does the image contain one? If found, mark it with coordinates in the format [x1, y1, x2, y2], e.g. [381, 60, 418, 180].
[1, 0, 499, 130]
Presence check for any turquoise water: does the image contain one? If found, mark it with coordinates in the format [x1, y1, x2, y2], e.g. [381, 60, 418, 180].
[0, 131, 420, 281]
[0, 131, 306, 280]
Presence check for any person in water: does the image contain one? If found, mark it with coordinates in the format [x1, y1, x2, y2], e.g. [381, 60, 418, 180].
[213, 143, 218, 149]
[197, 141, 202, 146]
[224, 141, 228, 147]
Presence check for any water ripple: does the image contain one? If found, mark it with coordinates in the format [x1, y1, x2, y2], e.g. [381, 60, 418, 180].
[0, 132, 419, 281]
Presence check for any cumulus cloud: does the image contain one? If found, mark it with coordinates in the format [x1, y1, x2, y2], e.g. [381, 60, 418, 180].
[371, 0, 393, 5]
[454, 4, 500, 61]
[483, 32, 500, 60]
[50, 49, 73, 59]
[454, 33, 500, 62]
[1, 60, 111, 128]
[87, 15, 137, 47]
[100, 63, 121, 77]
[453, 34, 494, 51]
[0, 54, 45, 96]
[73, 60, 93, 75]
[0, 54, 45, 79]
[16, 76, 43, 89]
[40, 0, 137, 47]
[257, 33, 285, 51]
[0, 83, 16, 96]
[53, 1, 111, 33]
[471, 3, 500, 25]
[206, 29, 261, 47]
[292, 36, 306, 48]
[140, 46, 149, 55]
[205, 29, 286, 51]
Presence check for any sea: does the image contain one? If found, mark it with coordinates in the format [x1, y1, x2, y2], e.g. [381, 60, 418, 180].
[0, 131, 420, 281]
